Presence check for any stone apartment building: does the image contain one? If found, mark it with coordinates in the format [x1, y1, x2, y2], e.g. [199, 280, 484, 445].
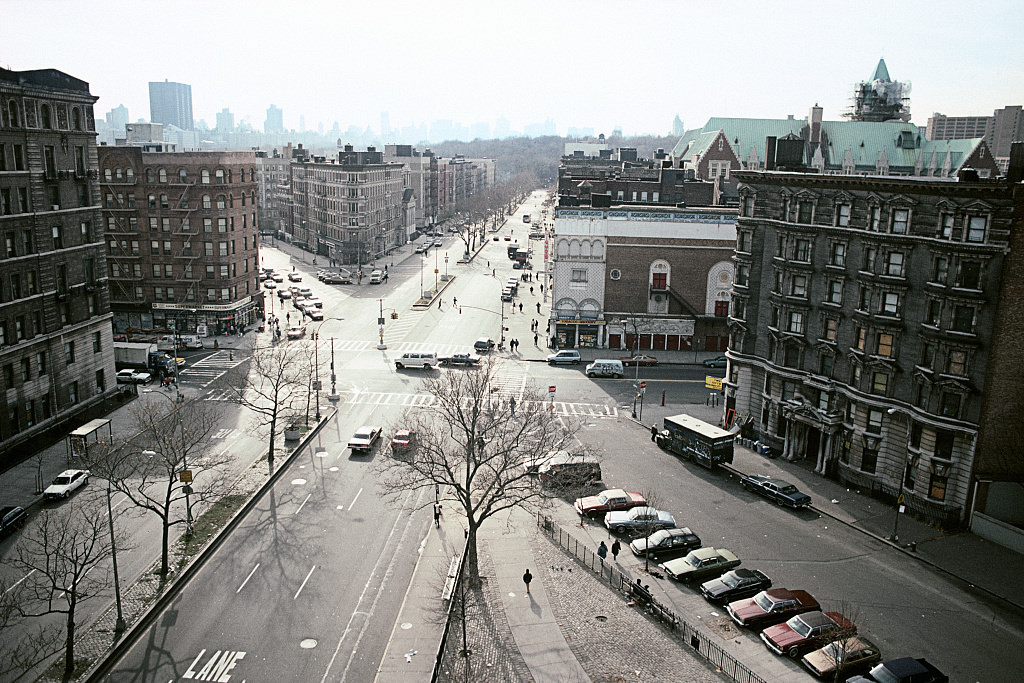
[255, 149, 290, 237]
[0, 67, 116, 463]
[725, 162, 1024, 534]
[558, 148, 716, 208]
[549, 205, 736, 352]
[97, 147, 262, 336]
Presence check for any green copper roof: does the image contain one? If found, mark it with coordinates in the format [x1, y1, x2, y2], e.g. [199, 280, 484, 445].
[820, 120, 919, 169]
[871, 58, 890, 82]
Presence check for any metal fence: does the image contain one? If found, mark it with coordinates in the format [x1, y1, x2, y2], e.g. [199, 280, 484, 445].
[537, 515, 766, 683]
[430, 541, 469, 683]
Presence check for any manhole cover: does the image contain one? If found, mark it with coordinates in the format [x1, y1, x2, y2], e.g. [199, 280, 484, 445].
[299, 638, 317, 649]
[329, 467, 339, 472]
[595, 615, 608, 622]
[401, 622, 413, 630]
[291, 478, 307, 486]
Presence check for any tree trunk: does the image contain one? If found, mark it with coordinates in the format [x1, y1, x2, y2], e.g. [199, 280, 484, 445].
[464, 522, 480, 589]
[160, 514, 170, 576]
[63, 592, 76, 682]
[268, 414, 277, 463]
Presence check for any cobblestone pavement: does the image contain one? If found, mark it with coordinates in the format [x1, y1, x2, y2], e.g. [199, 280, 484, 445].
[439, 521, 726, 683]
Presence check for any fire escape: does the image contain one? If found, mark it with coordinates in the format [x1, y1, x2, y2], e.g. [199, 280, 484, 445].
[173, 177, 200, 305]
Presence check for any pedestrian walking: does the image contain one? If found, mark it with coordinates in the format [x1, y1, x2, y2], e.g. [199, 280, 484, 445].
[523, 568, 532, 595]
[536, 302, 541, 313]
[540, 284, 544, 293]
[598, 541, 608, 562]
[438, 299, 442, 310]
[434, 504, 441, 528]
[519, 302, 523, 313]
[510, 396, 516, 416]
[534, 332, 539, 346]
[530, 286, 534, 295]
[651, 424, 658, 441]
[611, 539, 621, 562]
[453, 296, 458, 306]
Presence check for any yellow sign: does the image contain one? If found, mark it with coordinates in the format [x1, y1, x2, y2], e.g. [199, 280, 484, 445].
[705, 376, 723, 390]
[179, 470, 193, 483]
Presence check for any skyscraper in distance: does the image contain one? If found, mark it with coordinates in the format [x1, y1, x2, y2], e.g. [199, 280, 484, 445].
[265, 104, 283, 134]
[148, 79, 193, 130]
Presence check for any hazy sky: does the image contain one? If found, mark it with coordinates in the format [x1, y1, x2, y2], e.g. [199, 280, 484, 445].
[3, 0, 1023, 137]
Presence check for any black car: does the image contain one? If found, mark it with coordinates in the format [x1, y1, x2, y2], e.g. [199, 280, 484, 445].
[0, 506, 28, 537]
[740, 474, 812, 508]
[700, 568, 772, 604]
[439, 353, 481, 366]
[848, 657, 948, 683]
[629, 527, 701, 561]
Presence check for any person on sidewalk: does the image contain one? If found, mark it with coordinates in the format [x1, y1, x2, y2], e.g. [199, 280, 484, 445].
[534, 333, 539, 346]
[536, 302, 541, 313]
[434, 504, 441, 528]
[651, 424, 658, 441]
[523, 568, 532, 595]
[598, 541, 608, 562]
[611, 539, 621, 562]
[519, 302, 523, 313]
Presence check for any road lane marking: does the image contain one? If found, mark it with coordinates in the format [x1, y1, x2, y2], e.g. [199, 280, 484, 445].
[4, 569, 36, 594]
[236, 563, 260, 594]
[295, 493, 312, 515]
[348, 488, 363, 510]
[294, 565, 316, 600]
[183, 648, 246, 680]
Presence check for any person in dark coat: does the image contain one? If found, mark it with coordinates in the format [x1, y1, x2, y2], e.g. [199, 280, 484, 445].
[651, 425, 659, 441]
[598, 541, 608, 561]
[523, 568, 533, 594]
[611, 539, 621, 561]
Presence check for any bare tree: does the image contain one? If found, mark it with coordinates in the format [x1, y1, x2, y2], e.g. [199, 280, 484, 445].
[373, 359, 580, 587]
[217, 338, 313, 465]
[2, 500, 125, 682]
[92, 396, 223, 577]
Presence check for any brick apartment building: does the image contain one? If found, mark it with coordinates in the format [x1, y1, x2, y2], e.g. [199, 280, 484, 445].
[97, 147, 263, 337]
[725, 160, 1024, 534]
[0, 67, 116, 463]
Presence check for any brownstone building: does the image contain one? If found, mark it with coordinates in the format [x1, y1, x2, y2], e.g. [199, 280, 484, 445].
[97, 147, 262, 336]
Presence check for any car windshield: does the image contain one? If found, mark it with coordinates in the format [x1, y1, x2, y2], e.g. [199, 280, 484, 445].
[820, 641, 841, 659]
[753, 592, 776, 611]
[789, 615, 813, 637]
[780, 485, 799, 495]
[648, 530, 668, 545]
[355, 430, 372, 439]
[867, 666, 901, 683]
[53, 476, 70, 485]
[685, 553, 702, 568]
[597, 493, 610, 504]
[721, 572, 742, 588]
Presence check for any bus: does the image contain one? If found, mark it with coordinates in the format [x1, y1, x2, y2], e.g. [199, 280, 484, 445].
[654, 413, 734, 469]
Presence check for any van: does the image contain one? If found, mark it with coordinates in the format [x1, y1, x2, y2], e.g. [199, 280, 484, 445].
[178, 335, 204, 350]
[586, 359, 624, 378]
[370, 269, 384, 284]
[394, 352, 437, 369]
[547, 350, 582, 365]
[538, 460, 602, 489]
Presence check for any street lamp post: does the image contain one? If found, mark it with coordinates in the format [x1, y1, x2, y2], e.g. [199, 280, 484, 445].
[105, 479, 126, 632]
[887, 407, 910, 542]
[434, 247, 439, 292]
[377, 299, 387, 350]
[444, 253, 449, 280]
[328, 337, 339, 401]
[312, 317, 343, 421]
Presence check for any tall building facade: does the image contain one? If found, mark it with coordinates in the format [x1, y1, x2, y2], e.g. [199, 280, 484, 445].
[97, 147, 262, 336]
[148, 80, 193, 131]
[265, 105, 283, 134]
[725, 167, 1024, 531]
[0, 67, 116, 464]
[927, 106, 1024, 174]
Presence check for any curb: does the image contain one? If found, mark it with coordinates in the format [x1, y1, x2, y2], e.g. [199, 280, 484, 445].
[82, 407, 338, 681]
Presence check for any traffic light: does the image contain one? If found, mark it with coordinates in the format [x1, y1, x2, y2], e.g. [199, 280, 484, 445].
[390, 312, 398, 319]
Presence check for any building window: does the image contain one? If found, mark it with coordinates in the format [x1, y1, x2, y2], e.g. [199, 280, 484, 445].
[891, 208, 909, 234]
[886, 252, 904, 277]
[863, 246, 876, 272]
[926, 300, 942, 327]
[798, 201, 813, 224]
[819, 353, 834, 376]
[737, 231, 751, 252]
[867, 408, 883, 434]
[829, 242, 846, 267]
[201, 170, 210, 184]
[793, 239, 811, 262]
[951, 306, 974, 333]
[881, 292, 900, 316]
[939, 213, 954, 239]
[52, 225, 63, 249]
[715, 300, 730, 317]
[788, 311, 804, 334]
[869, 206, 881, 231]
[790, 275, 807, 298]
[827, 280, 842, 304]
[947, 349, 967, 376]
[965, 215, 987, 243]
[932, 257, 948, 284]
[824, 318, 838, 342]
[860, 448, 878, 474]
[940, 392, 961, 418]
[93, 331, 102, 352]
[736, 264, 749, 287]
[855, 326, 866, 351]
[957, 261, 981, 289]
[836, 203, 851, 227]
[742, 195, 754, 217]
[609, 269, 621, 281]
[877, 333, 894, 357]
[871, 372, 889, 395]
[64, 341, 75, 364]
[857, 286, 870, 311]
[929, 472, 947, 501]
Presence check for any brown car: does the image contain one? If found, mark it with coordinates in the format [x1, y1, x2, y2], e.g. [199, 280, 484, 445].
[727, 588, 820, 629]
[573, 488, 647, 517]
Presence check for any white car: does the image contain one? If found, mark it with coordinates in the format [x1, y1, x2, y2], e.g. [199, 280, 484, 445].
[263, 280, 277, 289]
[305, 307, 324, 321]
[288, 272, 302, 282]
[116, 369, 152, 385]
[286, 325, 306, 339]
[272, 273, 285, 282]
[44, 469, 90, 500]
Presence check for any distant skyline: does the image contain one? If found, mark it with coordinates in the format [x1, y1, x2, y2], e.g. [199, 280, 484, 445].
[3, 0, 1023, 140]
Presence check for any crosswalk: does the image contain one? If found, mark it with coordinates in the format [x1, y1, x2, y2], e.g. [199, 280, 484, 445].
[177, 350, 249, 388]
[334, 389, 618, 419]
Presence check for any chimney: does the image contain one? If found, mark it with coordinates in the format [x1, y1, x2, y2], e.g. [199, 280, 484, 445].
[809, 104, 823, 144]
[765, 137, 778, 171]
[1007, 141, 1024, 184]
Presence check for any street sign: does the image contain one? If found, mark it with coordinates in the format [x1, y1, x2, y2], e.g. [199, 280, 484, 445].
[705, 376, 723, 390]
[179, 470, 193, 483]
[378, 317, 385, 325]
[548, 385, 556, 393]
[312, 380, 322, 391]
[639, 381, 647, 389]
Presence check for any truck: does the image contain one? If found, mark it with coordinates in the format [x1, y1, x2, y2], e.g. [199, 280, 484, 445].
[655, 413, 734, 469]
[113, 342, 177, 375]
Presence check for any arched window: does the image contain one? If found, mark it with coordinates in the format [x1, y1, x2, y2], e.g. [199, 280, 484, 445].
[160, 194, 169, 209]
[241, 193, 246, 207]
[216, 194, 227, 209]
[8, 101, 20, 127]
[146, 169, 155, 183]
[215, 169, 225, 184]
[592, 240, 605, 259]
[580, 240, 592, 258]
[125, 167, 134, 181]
[115, 167, 123, 180]
[71, 107, 82, 130]
[104, 168, 112, 181]
[568, 240, 581, 257]
[40, 104, 52, 129]
[201, 169, 210, 184]
[555, 298, 578, 319]
[239, 169, 246, 182]
[650, 259, 670, 290]
[178, 169, 187, 183]
[251, 190, 256, 204]
[158, 168, 167, 183]
[228, 194, 234, 208]
[250, 168, 256, 182]
[202, 195, 211, 209]
[557, 239, 569, 257]
[227, 169, 233, 183]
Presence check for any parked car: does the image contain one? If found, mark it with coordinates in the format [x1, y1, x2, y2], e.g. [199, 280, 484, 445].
[847, 657, 948, 683]
[305, 307, 324, 321]
[538, 459, 601, 488]
[586, 360, 624, 378]
[414, 244, 430, 254]
[278, 289, 293, 299]
[629, 527, 701, 561]
[116, 369, 152, 385]
[605, 506, 675, 536]
[438, 352, 481, 366]
[288, 272, 302, 282]
[660, 547, 740, 583]
[286, 325, 306, 339]
[391, 429, 416, 455]
[703, 355, 728, 368]
[348, 426, 382, 454]
[573, 488, 647, 517]
[263, 280, 277, 289]
[727, 588, 820, 629]
[492, 236, 499, 241]
[740, 474, 812, 508]
[801, 636, 882, 679]
[474, 338, 496, 353]
[525, 450, 586, 476]
[272, 273, 285, 282]
[761, 611, 856, 659]
[0, 506, 28, 537]
[620, 353, 658, 367]
[529, 231, 544, 239]
[44, 469, 90, 500]
[700, 568, 772, 604]
[547, 350, 581, 365]
[395, 352, 438, 370]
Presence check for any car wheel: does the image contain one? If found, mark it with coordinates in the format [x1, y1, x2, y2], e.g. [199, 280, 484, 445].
[614, 373, 622, 378]
[586, 372, 594, 377]
[396, 362, 404, 369]
[572, 360, 579, 365]
[62, 491, 69, 499]
[777, 498, 785, 506]
[787, 647, 801, 660]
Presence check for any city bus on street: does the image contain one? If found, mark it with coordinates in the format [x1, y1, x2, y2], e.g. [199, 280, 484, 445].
[654, 413, 734, 469]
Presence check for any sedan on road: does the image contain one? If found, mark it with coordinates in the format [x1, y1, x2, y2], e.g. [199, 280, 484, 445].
[391, 429, 416, 456]
[44, 469, 90, 500]
[0, 506, 28, 537]
[801, 636, 882, 679]
[116, 369, 152, 385]
[740, 474, 812, 508]
[604, 506, 675, 536]
[727, 588, 820, 629]
[620, 353, 658, 367]
[574, 488, 647, 517]
[438, 352, 481, 366]
[286, 325, 306, 339]
[703, 355, 728, 368]
[700, 568, 772, 604]
[629, 527, 701, 561]
[660, 547, 740, 583]
[761, 610, 855, 658]
[323, 273, 352, 284]
[348, 426, 382, 454]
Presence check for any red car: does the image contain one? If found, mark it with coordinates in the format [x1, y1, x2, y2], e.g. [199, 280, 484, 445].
[573, 488, 647, 517]
[760, 610, 855, 659]
[727, 588, 820, 629]
[620, 354, 658, 367]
